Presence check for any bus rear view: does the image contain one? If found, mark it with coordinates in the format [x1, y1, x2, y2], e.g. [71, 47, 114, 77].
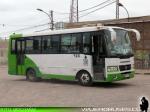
[8, 26, 141, 86]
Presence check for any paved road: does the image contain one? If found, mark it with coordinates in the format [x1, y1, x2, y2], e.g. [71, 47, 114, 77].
[0, 67, 150, 108]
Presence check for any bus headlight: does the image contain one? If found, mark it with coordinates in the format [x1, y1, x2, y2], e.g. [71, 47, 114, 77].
[107, 66, 118, 72]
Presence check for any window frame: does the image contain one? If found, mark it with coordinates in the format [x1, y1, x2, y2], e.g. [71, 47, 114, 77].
[41, 34, 61, 54]
[25, 36, 42, 54]
[11, 38, 16, 54]
[60, 33, 83, 54]
[11, 31, 104, 55]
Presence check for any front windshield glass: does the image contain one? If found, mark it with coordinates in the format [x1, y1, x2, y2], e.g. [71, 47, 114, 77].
[105, 28, 133, 56]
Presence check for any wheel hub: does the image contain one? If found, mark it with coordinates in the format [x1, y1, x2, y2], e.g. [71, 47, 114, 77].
[81, 73, 90, 83]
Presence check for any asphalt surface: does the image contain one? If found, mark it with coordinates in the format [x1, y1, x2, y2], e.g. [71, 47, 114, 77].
[0, 67, 150, 108]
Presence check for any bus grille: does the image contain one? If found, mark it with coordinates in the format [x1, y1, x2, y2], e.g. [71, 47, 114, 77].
[119, 65, 131, 71]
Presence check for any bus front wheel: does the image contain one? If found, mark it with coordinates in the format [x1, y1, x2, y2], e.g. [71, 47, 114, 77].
[26, 69, 41, 82]
[77, 71, 92, 86]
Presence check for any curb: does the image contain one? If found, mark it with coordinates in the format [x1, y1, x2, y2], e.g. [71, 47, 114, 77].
[135, 72, 150, 75]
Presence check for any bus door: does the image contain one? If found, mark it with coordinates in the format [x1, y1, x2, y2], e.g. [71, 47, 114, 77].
[92, 33, 106, 80]
[16, 39, 25, 75]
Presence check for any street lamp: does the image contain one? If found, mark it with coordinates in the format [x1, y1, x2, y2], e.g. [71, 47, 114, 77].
[37, 8, 54, 30]
[118, 3, 130, 22]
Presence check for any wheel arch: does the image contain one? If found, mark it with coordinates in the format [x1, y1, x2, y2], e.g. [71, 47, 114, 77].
[26, 66, 42, 77]
[75, 69, 92, 80]
[26, 67, 35, 75]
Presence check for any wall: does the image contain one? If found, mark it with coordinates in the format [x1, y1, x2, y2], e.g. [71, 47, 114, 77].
[0, 40, 8, 65]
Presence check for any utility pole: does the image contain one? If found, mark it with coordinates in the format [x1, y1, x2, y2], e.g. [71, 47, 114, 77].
[77, 0, 79, 22]
[37, 8, 54, 30]
[70, 0, 79, 23]
[116, 0, 119, 20]
[50, 10, 54, 30]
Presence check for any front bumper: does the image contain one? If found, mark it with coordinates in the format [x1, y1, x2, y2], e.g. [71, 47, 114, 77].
[105, 70, 135, 82]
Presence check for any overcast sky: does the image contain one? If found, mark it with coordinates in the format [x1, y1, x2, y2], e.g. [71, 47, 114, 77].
[0, 0, 150, 38]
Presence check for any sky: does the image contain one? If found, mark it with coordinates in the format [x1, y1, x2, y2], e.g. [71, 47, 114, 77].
[0, 0, 150, 38]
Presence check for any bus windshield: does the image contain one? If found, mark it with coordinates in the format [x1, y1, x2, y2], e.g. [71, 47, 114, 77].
[105, 28, 133, 57]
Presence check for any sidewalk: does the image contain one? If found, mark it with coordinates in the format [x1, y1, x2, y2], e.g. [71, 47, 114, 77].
[135, 69, 150, 75]
[0, 65, 7, 67]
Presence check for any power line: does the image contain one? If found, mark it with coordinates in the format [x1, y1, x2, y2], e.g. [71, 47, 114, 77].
[53, 0, 114, 15]
[1, 23, 49, 35]
[35, 28, 50, 32]
[0, 18, 49, 27]
[79, 0, 116, 18]
[79, 0, 113, 12]
[54, 11, 69, 15]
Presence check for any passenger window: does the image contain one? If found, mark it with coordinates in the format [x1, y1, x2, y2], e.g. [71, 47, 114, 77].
[83, 33, 91, 54]
[42, 35, 60, 54]
[26, 37, 41, 54]
[17, 41, 21, 53]
[11, 39, 16, 54]
[61, 34, 82, 53]
[72, 34, 82, 53]
[26, 39, 33, 53]
[61, 34, 72, 53]
[42, 37, 50, 52]
[51, 35, 60, 53]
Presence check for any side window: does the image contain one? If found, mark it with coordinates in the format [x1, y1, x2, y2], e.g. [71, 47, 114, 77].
[42, 36, 51, 53]
[26, 38, 33, 54]
[26, 37, 41, 54]
[42, 35, 60, 54]
[61, 33, 82, 54]
[71, 34, 82, 53]
[17, 40, 21, 53]
[61, 34, 72, 53]
[51, 35, 60, 53]
[83, 33, 91, 54]
[11, 39, 16, 54]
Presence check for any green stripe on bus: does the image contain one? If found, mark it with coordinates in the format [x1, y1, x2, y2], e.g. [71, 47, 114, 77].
[42, 74, 75, 81]
[106, 71, 135, 82]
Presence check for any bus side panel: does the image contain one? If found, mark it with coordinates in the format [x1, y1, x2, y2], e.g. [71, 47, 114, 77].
[26, 54, 93, 80]
[8, 54, 17, 75]
[24, 56, 42, 77]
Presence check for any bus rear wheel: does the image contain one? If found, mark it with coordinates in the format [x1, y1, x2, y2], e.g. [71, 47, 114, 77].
[77, 71, 92, 86]
[26, 69, 41, 82]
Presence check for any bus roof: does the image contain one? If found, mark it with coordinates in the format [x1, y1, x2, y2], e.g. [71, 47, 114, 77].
[10, 26, 126, 38]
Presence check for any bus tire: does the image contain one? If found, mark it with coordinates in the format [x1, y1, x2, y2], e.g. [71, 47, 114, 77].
[77, 71, 93, 86]
[26, 68, 41, 82]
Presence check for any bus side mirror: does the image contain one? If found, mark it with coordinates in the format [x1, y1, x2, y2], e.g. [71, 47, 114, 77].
[128, 29, 141, 41]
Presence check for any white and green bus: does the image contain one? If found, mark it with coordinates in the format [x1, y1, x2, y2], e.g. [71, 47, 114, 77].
[8, 26, 140, 86]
